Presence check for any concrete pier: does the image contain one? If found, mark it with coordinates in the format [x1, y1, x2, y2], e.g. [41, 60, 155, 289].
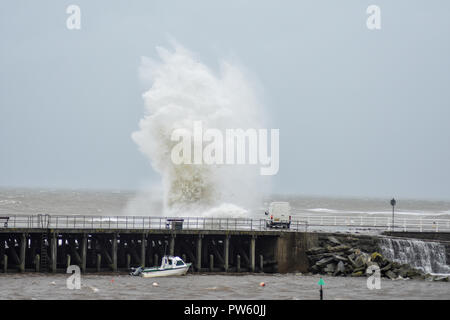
[0, 228, 319, 274]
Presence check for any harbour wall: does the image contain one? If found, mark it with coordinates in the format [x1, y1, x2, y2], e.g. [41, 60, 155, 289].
[0, 229, 315, 274]
[1, 229, 449, 274]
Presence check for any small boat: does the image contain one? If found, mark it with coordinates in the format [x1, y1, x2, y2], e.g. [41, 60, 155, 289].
[130, 255, 191, 278]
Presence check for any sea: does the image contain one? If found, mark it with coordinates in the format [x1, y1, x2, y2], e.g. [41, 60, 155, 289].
[0, 187, 449, 300]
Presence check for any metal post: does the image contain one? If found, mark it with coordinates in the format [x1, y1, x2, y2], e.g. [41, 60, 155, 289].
[391, 198, 396, 231]
[392, 206, 395, 230]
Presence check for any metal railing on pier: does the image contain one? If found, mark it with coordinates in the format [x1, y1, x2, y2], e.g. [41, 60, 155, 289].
[0, 215, 296, 231]
[0, 214, 449, 233]
[291, 215, 450, 233]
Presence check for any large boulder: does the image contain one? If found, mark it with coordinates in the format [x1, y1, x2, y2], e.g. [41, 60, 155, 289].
[370, 252, 388, 266]
[352, 266, 366, 273]
[432, 276, 449, 282]
[354, 253, 369, 268]
[334, 261, 346, 276]
[324, 263, 336, 273]
[385, 270, 397, 280]
[351, 271, 364, 277]
[326, 245, 351, 253]
[332, 254, 348, 262]
[406, 269, 422, 278]
[348, 255, 357, 268]
[380, 263, 392, 273]
[327, 236, 341, 246]
[306, 247, 327, 255]
[315, 256, 335, 267]
[345, 264, 354, 274]
[398, 264, 413, 278]
[310, 265, 319, 273]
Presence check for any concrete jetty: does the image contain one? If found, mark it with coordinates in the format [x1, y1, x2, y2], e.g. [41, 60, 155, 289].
[1, 215, 449, 274]
[0, 227, 313, 274]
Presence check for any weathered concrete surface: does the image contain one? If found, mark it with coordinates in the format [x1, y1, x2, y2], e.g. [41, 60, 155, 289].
[275, 232, 311, 273]
[382, 231, 450, 242]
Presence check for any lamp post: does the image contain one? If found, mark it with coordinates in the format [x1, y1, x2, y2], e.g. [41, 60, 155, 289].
[390, 198, 396, 231]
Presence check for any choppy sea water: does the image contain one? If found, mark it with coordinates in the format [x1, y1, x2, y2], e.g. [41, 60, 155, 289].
[0, 273, 448, 300]
[1, 188, 450, 219]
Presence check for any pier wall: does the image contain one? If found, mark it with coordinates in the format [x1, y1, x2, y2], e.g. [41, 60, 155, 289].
[382, 231, 450, 242]
[3, 229, 448, 274]
[0, 229, 311, 274]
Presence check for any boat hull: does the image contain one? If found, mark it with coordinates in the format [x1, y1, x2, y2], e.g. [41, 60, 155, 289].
[140, 264, 191, 278]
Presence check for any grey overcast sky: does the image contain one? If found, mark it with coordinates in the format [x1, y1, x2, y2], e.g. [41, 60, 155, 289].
[1, 1, 449, 200]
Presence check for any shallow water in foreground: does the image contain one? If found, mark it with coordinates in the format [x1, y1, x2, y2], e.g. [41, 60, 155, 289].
[0, 273, 448, 300]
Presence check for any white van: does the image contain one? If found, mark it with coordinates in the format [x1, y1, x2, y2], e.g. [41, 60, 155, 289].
[265, 202, 291, 229]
